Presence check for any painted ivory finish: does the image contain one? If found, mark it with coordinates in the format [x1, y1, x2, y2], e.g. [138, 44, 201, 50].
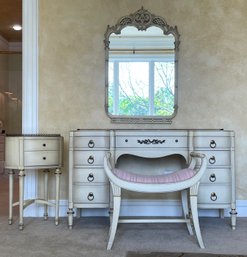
[68, 129, 236, 229]
[104, 152, 207, 249]
[5, 135, 63, 230]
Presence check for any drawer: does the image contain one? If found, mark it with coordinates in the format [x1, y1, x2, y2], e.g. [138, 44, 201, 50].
[198, 150, 231, 167]
[116, 136, 188, 148]
[200, 168, 231, 184]
[193, 136, 231, 149]
[73, 168, 108, 183]
[24, 138, 60, 151]
[74, 150, 107, 166]
[24, 151, 60, 167]
[198, 185, 231, 204]
[73, 185, 109, 204]
[73, 136, 109, 149]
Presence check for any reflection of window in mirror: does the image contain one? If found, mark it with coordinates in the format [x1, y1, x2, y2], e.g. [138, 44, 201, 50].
[104, 7, 180, 123]
[109, 27, 175, 117]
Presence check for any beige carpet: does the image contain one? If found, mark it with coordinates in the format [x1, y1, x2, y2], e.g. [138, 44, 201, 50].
[126, 252, 247, 257]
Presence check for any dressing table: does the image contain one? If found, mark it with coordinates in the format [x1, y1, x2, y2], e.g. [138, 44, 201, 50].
[68, 129, 236, 229]
[5, 134, 63, 230]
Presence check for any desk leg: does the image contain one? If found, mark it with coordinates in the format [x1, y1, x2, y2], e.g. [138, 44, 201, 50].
[19, 169, 25, 230]
[55, 168, 61, 225]
[8, 169, 15, 225]
[43, 169, 50, 220]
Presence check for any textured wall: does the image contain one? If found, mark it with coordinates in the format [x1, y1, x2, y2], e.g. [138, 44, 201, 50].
[39, 0, 247, 199]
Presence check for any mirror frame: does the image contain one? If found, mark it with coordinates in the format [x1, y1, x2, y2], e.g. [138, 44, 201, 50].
[104, 7, 180, 124]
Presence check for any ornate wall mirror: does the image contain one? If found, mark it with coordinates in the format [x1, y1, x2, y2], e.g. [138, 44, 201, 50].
[104, 7, 180, 123]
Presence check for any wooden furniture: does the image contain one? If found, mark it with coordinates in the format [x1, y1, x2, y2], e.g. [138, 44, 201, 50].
[104, 152, 207, 249]
[68, 129, 236, 229]
[5, 134, 63, 230]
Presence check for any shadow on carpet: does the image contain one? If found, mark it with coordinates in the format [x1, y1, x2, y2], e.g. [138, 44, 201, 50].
[126, 252, 246, 257]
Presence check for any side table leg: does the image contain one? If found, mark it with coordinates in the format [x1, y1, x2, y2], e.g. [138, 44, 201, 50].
[19, 169, 25, 230]
[67, 208, 74, 229]
[8, 169, 15, 225]
[230, 208, 237, 230]
[43, 169, 50, 220]
[55, 168, 61, 225]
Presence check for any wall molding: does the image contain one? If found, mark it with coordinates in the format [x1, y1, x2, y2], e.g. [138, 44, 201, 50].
[22, 0, 39, 216]
[30, 199, 247, 218]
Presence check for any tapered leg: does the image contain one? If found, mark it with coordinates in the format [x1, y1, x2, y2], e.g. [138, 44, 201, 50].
[8, 170, 15, 225]
[19, 169, 25, 230]
[43, 169, 49, 220]
[230, 208, 237, 230]
[55, 168, 61, 225]
[190, 195, 205, 248]
[107, 195, 121, 250]
[181, 189, 193, 235]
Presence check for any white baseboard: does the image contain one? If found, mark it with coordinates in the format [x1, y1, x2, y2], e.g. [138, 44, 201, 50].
[24, 199, 247, 218]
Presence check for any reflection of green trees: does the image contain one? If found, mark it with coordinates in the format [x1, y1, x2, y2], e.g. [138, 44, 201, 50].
[109, 86, 174, 116]
[108, 62, 174, 116]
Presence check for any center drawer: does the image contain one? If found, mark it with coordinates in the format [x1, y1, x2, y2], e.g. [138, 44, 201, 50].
[116, 136, 188, 148]
[73, 185, 109, 204]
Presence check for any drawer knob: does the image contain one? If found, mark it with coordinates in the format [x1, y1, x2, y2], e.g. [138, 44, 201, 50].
[88, 140, 95, 148]
[43, 143, 46, 147]
[87, 155, 94, 164]
[209, 140, 217, 148]
[210, 192, 217, 201]
[87, 173, 94, 182]
[209, 173, 216, 182]
[209, 156, 216, 165]
[87, 192, 94, 201]
[43, 157, 46, 160]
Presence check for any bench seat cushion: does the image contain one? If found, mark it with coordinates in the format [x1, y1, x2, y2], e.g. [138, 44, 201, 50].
[113, 168, 196, 184]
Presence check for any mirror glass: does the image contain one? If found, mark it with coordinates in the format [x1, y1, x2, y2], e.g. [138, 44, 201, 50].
[104, 8, 180, 123]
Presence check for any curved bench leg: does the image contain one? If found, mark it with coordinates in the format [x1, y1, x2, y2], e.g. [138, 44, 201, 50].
[181, 189, 193, 235]
[107, 195, 121, 250]
[190, 195, 205, 248]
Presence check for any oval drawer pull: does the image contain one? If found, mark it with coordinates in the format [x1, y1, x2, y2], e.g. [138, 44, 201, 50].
[209, 173, 216, 182]
[209, 156, 216, 165]
[209, 140, 216, 149]
[43, 143, 46, 147]
[87, 155, 94, 164]
[43, 157, 46, 160]
[87, 173, 94, 182]
[88, 140, 95, 148]
[87, 192, 94, 201]
[210, 192, 217, 201]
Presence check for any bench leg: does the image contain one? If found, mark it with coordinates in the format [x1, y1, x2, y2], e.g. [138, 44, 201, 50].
[181, 189, 193, 235]
[107, 195, 121, 250]
[190, 195, 205, 248]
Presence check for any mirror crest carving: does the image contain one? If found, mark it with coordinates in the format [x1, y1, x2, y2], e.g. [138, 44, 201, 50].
[104, 7, 180, 123]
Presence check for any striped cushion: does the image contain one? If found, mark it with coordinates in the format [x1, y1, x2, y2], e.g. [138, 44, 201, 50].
[113, 168, 196, 184]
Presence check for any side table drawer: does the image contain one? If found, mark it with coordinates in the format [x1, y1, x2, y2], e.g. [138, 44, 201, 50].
[198, 185, 231, 204]
[24, 151, 60, 167]
[73, 168, 108, 183]
[74, 151, 107, 166]
[73, 185, 109, 204]
[24, 138, 60, 151]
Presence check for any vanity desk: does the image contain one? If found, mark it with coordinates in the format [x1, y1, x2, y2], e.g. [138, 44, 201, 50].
[5, 134, 63, 230]
[68, 129, 236, 229]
